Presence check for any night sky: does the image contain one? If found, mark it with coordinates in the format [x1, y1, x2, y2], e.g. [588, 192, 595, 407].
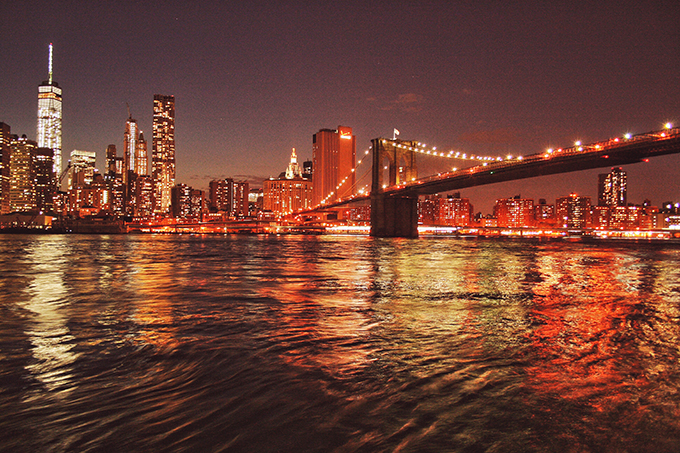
[2, 0, 679, 214]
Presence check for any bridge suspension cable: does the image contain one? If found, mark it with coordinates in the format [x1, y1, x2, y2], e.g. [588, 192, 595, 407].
[319, 147, 372, 206]
[383, 138, 506, 163]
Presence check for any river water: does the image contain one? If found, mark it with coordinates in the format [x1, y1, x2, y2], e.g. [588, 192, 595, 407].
[1, 233, 680, 452]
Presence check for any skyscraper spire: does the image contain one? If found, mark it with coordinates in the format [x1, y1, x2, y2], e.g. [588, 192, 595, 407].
[285, 148, 302, 179]
[48, 43, 53, 85]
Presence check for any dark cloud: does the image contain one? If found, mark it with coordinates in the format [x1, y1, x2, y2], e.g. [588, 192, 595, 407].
[379, 93, 425, 113]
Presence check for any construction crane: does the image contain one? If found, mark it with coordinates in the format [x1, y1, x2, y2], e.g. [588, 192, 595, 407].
[58, 160, 71, 187]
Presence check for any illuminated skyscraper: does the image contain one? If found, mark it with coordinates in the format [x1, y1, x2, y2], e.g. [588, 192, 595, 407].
[312, 126, 355, 206]
[37, 43, 62, 175]
[439, 195, 473, 227]
[124, 114, 139, 187]
[132, 175, 154, 219]
[152, 94, 176, 215]
[135, 132, 148, 176]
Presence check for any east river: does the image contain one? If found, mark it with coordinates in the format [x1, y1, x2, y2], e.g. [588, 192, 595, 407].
[1, 233, 680, 452]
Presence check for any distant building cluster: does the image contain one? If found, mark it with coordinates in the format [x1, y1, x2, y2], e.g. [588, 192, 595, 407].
[0, 45, 363, 228]
[1, 45, 678, 232]
[415, 167, 680, 230]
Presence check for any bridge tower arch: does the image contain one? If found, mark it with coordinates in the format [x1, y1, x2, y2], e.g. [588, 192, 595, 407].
[370, 138, 419, 238]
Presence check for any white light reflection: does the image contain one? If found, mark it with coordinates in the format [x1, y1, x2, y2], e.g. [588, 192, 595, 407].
[19, 238, 78, 395]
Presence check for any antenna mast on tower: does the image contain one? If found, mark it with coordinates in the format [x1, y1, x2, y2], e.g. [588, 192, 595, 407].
[48, 43, 53, 84]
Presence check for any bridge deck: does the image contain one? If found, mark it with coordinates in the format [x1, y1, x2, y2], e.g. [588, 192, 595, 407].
[386, 128, 680, 197]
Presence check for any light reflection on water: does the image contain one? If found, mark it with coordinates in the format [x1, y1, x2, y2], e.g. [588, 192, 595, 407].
[1, 234, 680, 452]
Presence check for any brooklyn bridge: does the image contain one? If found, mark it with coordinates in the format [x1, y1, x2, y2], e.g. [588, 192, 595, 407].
[289, 123, 678, 238]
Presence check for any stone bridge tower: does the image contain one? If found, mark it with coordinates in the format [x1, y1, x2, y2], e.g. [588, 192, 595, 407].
[370, 138, 419, 238]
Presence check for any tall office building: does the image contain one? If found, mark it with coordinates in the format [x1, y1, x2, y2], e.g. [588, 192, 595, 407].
[132, 175, 154, 219]
[104, 144, 125, 216]
[124, 114, 139, 187]
[152, 94, 176, 215]
[171, 183, 191, 219]
[9, 135, 38, 213]
[312, 126, 355, 206]
[0, 123, 11, 214]
[598, 167, 627, 207]
[37, 43, 62, 175]
[105, 145, 118, 182]
[34, 147, 55, 213]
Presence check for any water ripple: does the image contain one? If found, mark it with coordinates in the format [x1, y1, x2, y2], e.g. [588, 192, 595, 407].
[1, 235, 680, 452]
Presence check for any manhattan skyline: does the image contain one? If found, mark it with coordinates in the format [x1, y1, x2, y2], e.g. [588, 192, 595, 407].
[1, 0, 679, 214]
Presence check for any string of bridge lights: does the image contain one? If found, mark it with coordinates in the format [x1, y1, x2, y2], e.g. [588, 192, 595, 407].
[319, 140, 513, 207]
[319, 148, 372, 206]
[384, 139, 507, 164]
[310, 122, 677, 212]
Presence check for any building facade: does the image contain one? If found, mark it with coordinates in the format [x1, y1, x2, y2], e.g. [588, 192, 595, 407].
[0, 123, 11, 214]
[69, 149, 96, 189]
[598, 167, 627, 207]
[312, 126, 355, 206]
[494, 197, 535, 228]
[172, 184, 204, 220]
[439, 195, 473, 226]
[420, 194, 473, 226]
[534, 199, 556, 226]
[33, 147, 55, 213]
[209, 178, 250, 218]
[132, 175, 154, 219]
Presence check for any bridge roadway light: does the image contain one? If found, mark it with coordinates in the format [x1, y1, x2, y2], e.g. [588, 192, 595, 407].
[624, 133, 632, 139]
[665, 122, 673, 129]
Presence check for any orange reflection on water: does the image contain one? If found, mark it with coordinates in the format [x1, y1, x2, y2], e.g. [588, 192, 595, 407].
[260, 237, 377, 378]
[123, 239, 181, 351]
[524, 246, 674, 422]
